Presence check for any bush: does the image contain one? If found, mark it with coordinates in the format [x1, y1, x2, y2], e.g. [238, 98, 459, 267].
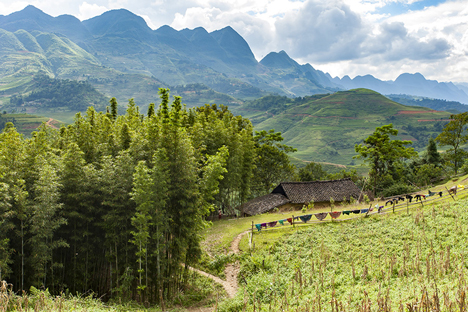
[380, 183, 416, 197]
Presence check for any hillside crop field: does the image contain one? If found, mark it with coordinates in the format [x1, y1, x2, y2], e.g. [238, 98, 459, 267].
[219, 198, 468, 311]
[235, 89, 452, 166]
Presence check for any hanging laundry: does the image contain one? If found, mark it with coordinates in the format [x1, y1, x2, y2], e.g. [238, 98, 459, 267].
[329, 211, 341, 219]
[458, 185, 465, 190]
[299, 214, 312, 223]
[415, 194, 426, 201]
[369, 206, 374, 212]
[352, 209, 361, 214]
[361, 209, 369, 214]
[378, 206, 384, 213]
[255, 224, 262, 231]
[268, 221, 278, 227]
[448, 186, 457, 195]
[405, 194, 413, 203]
[261, 223, 267, 228]
[293, 216, 299, 220]
[287, 218, 293, 225]
[315, 213, 328, 221]
[343, 211, 351, 215]
[278, 219, 285, 226]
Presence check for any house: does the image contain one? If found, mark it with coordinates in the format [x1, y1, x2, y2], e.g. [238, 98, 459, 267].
[241, 178, 362, 216]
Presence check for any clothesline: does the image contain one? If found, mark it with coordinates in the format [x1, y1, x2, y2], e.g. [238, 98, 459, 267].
[253, 185, 467, 232]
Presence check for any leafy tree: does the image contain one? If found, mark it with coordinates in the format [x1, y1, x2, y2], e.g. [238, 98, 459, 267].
[252, 129, 296, 195]
[425, 137, 442, 167]
[29, 156, 67, 287]
[110, 97, 118, 121]
[298, 162, 328, 181]
[354, 124, 417, 195]
[435, 112, 468, 174]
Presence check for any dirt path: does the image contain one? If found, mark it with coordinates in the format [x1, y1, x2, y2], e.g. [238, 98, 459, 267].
[187, 230, 249, 300]
[223, 230, 249, 298]
[46, 118, 59, 129]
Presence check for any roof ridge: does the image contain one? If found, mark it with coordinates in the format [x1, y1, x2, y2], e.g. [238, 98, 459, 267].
[279, 178, 352, 185]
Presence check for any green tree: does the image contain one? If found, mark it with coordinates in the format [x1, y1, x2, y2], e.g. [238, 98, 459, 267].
[298, 162, 328, 181]
[110, 97, 118, 121]
[29, 156, 67, 287]
[425, 137, 442, 166]
[435, 112, 468, 174]
[252, 129, 296, 195]
[354, 124, 417, 195]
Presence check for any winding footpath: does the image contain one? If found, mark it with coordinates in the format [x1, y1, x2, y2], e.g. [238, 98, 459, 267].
[187, 230, 249, 299]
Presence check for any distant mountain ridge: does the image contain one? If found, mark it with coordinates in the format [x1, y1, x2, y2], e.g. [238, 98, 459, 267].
[0, 5, 467, 109]
[333, 73, 468, 104]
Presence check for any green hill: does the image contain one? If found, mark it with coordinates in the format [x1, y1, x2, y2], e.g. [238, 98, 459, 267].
[234, 89, 452, 165]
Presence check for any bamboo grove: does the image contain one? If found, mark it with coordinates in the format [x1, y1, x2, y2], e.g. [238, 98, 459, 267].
[0, 89, 293, 303]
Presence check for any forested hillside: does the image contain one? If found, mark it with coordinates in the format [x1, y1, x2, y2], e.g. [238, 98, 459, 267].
[234, 89, 452, 165]
[0, 89, 299, 303]
[10, 73, 109, 112]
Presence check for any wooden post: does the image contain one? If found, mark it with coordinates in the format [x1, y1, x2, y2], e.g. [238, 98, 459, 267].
[292, 215, 295, 228]
[407, 200, 409, 215]
[250, 221, 254, 250]
[393, 200, 395, 213]
[445, 186, 456, 201]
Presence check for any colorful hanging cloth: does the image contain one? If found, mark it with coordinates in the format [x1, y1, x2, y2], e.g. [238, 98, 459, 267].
[287, 218, 293, 225]
[261, 223, 267, 228]
[315, 213, 328, 221]
[299, 214, 312, 223]
[255, 224, 262, 231]
[361, 209, 369, 214]
[352, 209, 361, 214]
[329, 211, 341, 219]
[268, 221, 278, 227]
[343, 211, 351, 215]
[278, 219, 285, 225]
[369, 206, 374, 212]
[458, 185, 465, 190]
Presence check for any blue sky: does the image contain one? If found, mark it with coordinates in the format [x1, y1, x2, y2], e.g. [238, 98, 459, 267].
[0, 0, 466, 83]
[376, 0, 447, 16]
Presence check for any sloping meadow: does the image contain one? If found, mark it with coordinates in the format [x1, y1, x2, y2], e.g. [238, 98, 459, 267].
[226, 200, 468, 311]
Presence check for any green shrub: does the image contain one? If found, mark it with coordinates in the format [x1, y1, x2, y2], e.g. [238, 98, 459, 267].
[380, 183, 416, 197]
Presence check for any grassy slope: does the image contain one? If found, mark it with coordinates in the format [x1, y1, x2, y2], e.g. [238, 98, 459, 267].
[236, 89, 452, 166]
[0, 113, 54, 136]
[199, 175, 468, 311]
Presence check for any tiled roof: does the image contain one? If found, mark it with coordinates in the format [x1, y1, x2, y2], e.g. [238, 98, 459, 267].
[241, 193, 290, 216]
[272, 178, 361, 203]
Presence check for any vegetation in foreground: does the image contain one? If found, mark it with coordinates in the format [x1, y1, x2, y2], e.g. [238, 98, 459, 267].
[0, 269, 224, 311]
[219, 198, 468, 311]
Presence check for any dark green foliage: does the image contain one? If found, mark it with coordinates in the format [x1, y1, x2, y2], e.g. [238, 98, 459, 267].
[110, 97, 118, 121]
[298, 162, 328, 181]
[380, 182, 416, 197]
[355, 124, 417, 195]
[251, 129, 296, 195]
[21, 74, 108, 111]
[425, 137, 442, 166]
[435, 112, 468, 174]
[0, 90, 283, 305]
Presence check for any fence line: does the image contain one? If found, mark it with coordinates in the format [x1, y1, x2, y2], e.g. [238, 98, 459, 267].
[251, 187, 468, 234]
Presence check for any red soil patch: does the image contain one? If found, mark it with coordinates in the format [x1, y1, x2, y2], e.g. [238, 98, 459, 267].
[397, 110, 442, 115]
[294, 114, 356, 119]
[23, 123, 42, 129]
[418, 119, 451, 122]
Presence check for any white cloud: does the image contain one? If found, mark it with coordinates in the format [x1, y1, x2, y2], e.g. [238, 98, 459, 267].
[0, 0, 467, 82]
[77, 2, 107, 20]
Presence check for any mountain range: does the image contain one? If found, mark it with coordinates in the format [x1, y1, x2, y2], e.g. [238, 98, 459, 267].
[1, 5, 467, 111]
